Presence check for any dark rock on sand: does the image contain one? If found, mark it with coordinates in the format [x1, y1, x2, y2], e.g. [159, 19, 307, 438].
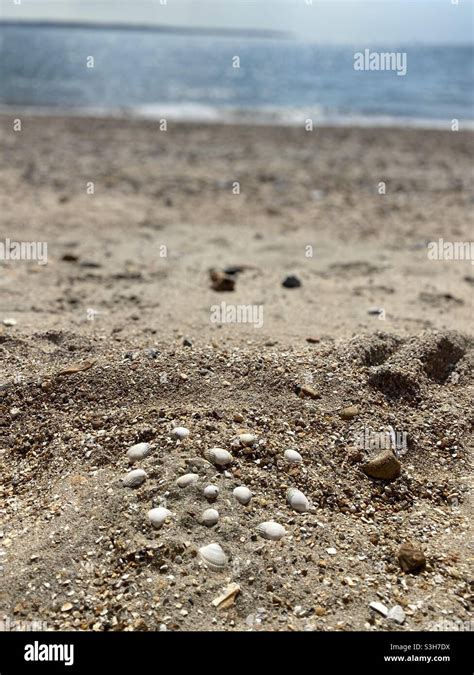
[282, 275, 302, 288]
[210, 269, 235, 292]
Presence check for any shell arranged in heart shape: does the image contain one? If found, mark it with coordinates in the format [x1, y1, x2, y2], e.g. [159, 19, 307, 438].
[198, 543, 228, 571]
[238, 433, 257, 447]
[176, 473, 199, 488]
[121, 468, 147, 487]
[171, 427, 190, 440]
[233, 486, 252, 505]
[201, 508, 219, 527]
[257, 521, 286, 541]
[203, 485, 219, 501]
[148, 507, 172, 529]
[286, 488, 309, 513]
[284, 449, 303, 464]
[127, 442, 152, 463]
[204, 448, 233, 467]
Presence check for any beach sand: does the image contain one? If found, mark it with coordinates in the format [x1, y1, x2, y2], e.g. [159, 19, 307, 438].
[0, 115, 472, 631]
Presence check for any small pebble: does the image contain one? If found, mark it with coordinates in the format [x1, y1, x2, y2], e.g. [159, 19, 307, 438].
[210, 270, 235, 292]
[295, 384, 320, 400]
[339, 405, 360, 420]
[369, 601, 389, 617]
[397, 541, 426, 574]
[387, 605, 406, 624]
[363, 450, 401, 481]
[282, 275, 301, 289]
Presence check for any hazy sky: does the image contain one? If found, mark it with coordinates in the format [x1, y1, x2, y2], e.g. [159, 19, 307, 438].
[2, 0, 473, 44]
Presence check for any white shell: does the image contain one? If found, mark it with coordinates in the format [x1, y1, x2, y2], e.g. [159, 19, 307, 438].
[122, 468, 147, 487]
[238, 433, 256, 447]
[201, 508, 219, 527]
[198, 543, 228, 570]
[148, 507, 172, 529]
[171, 426, 190, 440]
[284, 449, 303, 464]
[286, 488, 309, 513]
[203, 485, 219, 501]
[257, 521, 286, 541]
[233, 486, 252, 505]
[204, 448, 233, 467]
[176, 473, 199, 488]
[127, 442, 152, 462]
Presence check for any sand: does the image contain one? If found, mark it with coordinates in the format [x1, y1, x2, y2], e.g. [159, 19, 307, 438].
[0, 115, 472, 632]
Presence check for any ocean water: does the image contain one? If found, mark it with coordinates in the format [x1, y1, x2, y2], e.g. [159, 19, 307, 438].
[0, 23, 473, 128]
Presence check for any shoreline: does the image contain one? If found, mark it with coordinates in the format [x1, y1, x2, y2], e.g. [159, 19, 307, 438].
[2, 105, 473, 131]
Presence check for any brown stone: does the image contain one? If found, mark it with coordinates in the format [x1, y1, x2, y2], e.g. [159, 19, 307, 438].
[295, 384, 321, 399]
[362, 450, 401, 480]
[339, 405, 360, 419]
[397, 541, 426, 574]
[209, 270, 235, 292]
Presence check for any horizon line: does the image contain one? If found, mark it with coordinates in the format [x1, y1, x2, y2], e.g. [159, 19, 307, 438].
[0, 21, 471, 46]
[0, 19, 291, 39]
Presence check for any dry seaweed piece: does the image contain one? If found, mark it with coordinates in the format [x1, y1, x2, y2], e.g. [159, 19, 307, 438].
[56, 360, 95, 376]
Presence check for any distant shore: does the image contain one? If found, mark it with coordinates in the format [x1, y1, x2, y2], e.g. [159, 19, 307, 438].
[0, 19, 290, 39]
[1, 104, 472, 130]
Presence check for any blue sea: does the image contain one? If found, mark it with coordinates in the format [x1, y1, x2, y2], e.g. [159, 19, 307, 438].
[1, 23, 473, 128]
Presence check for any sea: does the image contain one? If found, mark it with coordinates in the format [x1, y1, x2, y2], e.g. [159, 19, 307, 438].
[1, 23, 473, 128]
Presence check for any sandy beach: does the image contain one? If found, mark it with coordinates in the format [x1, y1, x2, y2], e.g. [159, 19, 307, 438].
[0, 115, 472, 632]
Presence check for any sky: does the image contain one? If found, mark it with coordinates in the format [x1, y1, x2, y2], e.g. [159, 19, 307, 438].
[1, 0, 473, 44]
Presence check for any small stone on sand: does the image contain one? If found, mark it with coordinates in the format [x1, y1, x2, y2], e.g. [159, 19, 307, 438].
[282, 275, 301, 288]
[397, 541, 426, 574]
[363, 450, 401, 480]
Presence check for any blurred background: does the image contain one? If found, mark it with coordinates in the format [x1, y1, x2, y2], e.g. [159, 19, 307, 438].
[1, 0, 473, 127]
